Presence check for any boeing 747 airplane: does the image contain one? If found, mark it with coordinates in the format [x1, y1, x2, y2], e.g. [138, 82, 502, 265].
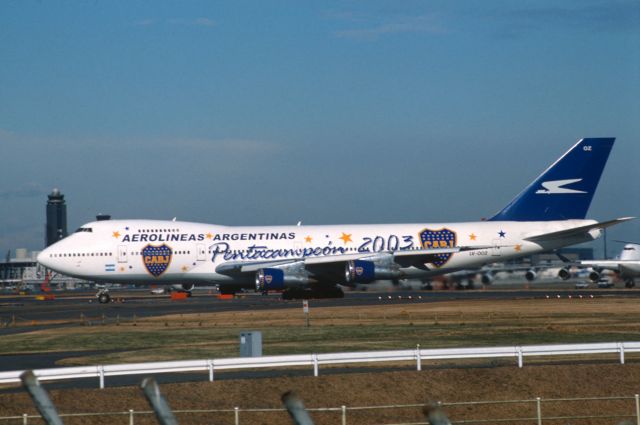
[579, 243, 640, 288]
[37, 138, 631, 302]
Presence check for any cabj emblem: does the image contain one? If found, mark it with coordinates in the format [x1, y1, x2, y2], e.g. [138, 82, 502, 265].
[418, 228, 457, 267]
[142, 244, 173, 277]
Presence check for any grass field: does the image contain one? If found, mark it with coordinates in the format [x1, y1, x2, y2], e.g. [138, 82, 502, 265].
[2, 296, 640, 424]
[2, 297, 640, 366]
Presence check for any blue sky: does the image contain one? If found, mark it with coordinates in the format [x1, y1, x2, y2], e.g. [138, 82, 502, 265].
[1, 0, 639, 257]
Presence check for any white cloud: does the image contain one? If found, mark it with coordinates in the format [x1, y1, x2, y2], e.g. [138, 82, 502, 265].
[194, 17, 215, 27]
[133, 18, 157, 27]
[133, 17, 215, 28]
[333, 15, 446, 41]
[172, 138, 278, 154]
[0, 128, 17, 143]
[0, 183, 45, 200]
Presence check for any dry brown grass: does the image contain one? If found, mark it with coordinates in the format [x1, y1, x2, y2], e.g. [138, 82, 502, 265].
[1, 364, 640, 424]
[2, 297, 640, 424]
[2, 298, 640, 367]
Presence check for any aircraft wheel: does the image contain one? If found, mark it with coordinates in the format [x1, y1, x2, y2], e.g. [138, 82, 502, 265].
[625, 280, 635, 288]
[98, 293, 111, 304]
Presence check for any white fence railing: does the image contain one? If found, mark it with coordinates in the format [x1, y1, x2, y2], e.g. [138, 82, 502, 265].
[1, 341, 638, 389]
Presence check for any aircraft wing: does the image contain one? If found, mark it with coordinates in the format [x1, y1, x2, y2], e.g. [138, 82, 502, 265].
[388, 246, 494, 267]
[579, 260, 640, 272]
[216, 253, 367, 274]
[581, 260, 626, 267]
[524, 217, 635, 242]
[215, 246, 489, 276]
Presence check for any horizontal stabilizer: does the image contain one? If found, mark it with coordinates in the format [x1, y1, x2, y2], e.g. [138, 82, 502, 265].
[524, 217, 635, 242]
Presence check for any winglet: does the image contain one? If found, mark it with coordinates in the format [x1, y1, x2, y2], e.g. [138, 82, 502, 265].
[489, 138, 615, 221]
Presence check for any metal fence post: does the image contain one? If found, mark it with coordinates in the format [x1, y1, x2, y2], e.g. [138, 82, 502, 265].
[140, 377, 179, 425]
[234, 406, 239, 425]
[313, 353, 319, 377]
[22, 413, 27, 425]
[342, 405, 347, 425]
[635, 394, 639, 425]
[208, 359, 215, 382]
[129, 409, 134, 425]
[620, 343, 625, 364]
[20, 371, 64, 425]
[536, 397, 542, 425]
[517, 346, 523, 368]
[282, 392, 314, 425]
[416, 344, 422, 371]
[99, 365, 105, 389]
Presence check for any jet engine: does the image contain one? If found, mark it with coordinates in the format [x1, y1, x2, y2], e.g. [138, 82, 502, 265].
[255, 262, 311, 292]
[589, 270, 601, 283]
[558, 267, 571, 281]
[524, 269, 537, 282]
[344, 254, 401, 283]
[480, 273, 493, 285]
[171, 283, 194, 292]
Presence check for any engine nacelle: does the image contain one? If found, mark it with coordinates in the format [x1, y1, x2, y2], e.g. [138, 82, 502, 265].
[344, 254, 401, 283]
[256, 269, 285, 291]
[558, 268, 571, 281]
[525, 269, 537, 282]
[589, 270, 601, 283]
[171, 283, 194, 292]
[480, 273, 493, 285]
[255, 262, 311, 292]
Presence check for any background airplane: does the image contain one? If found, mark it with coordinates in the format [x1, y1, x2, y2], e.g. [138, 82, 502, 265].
[37, 138, 631, 303]
[579, 243, 640, 288]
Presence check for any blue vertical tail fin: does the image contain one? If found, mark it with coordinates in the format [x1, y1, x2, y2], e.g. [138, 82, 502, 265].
[489, 138, 615, 221]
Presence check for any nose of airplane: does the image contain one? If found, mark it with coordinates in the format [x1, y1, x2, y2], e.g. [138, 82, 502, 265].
[37, 247, 52, 268]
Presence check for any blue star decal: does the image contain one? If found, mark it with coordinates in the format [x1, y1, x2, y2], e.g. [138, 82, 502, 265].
[498, 230, 506, 238]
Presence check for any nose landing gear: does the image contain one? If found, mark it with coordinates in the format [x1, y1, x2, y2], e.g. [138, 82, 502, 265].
[96, 288, 111, 304]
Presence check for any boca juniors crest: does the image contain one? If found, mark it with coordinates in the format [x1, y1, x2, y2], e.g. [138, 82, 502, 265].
[419, 228, 457, 267]
[142, 244, 173, 277]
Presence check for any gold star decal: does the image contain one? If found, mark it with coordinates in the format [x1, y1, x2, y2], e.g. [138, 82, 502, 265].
[305, 236, 313, 243]
[119, 266, 125, 272]
[339, 232, 353, 244]
[112, 231, 120, 238]
[206, 233, 213, 239]
[514, 244, 522, 252]
[181, 265, 189, 272]
[469, 233, 477, 241]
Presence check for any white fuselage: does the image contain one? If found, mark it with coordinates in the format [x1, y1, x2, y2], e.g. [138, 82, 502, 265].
[38, 218, 600, 288]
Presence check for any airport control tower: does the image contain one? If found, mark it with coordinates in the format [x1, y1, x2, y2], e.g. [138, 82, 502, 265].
[46, 188, 67, 247]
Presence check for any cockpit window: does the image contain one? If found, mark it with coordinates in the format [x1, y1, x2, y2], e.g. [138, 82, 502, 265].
[74, 227, 93, 233]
